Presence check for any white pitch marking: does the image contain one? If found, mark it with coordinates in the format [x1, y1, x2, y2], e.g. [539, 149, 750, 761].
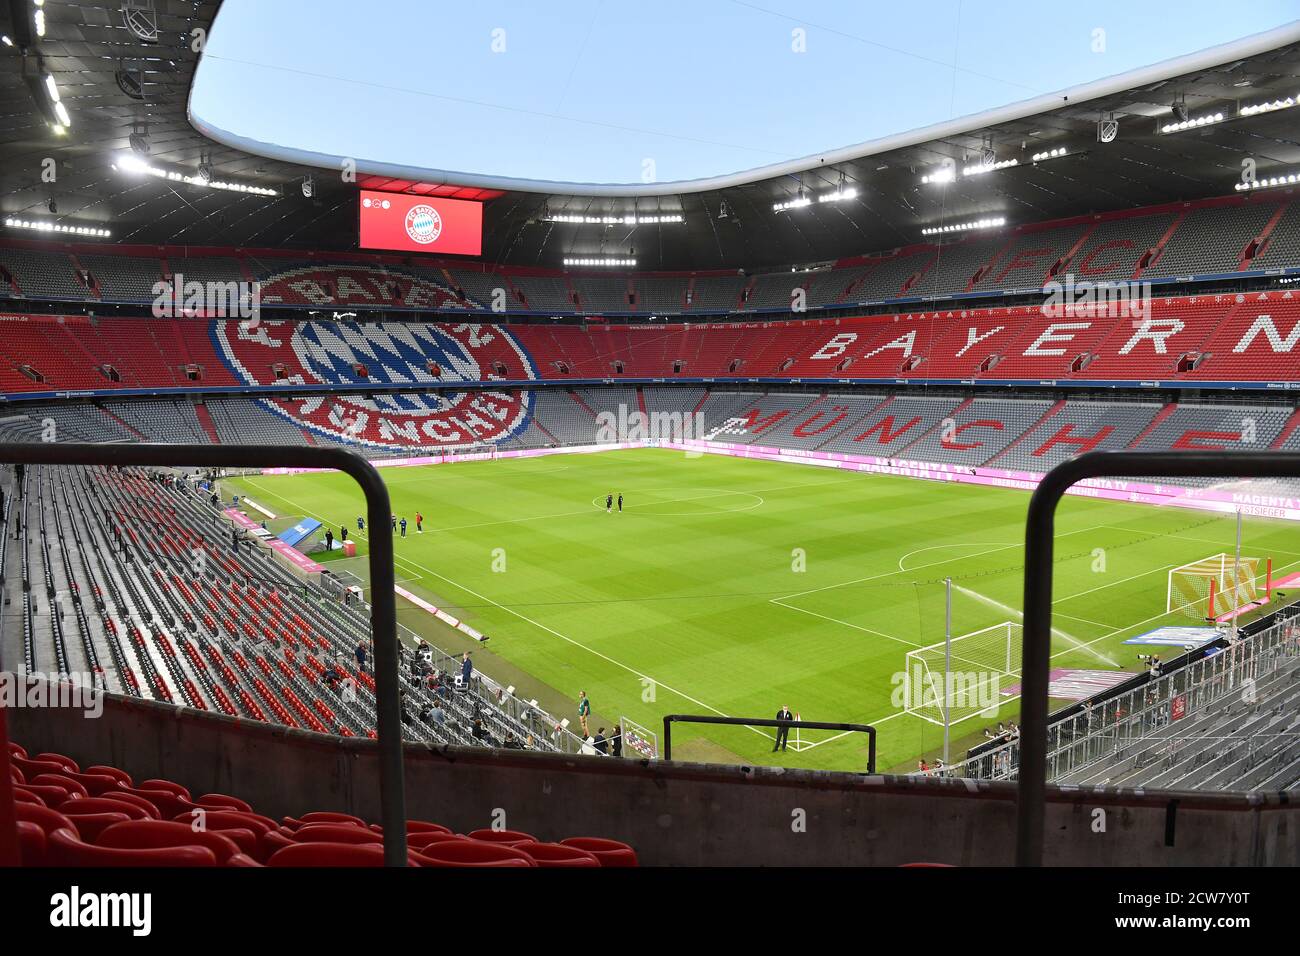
[773, 523, 1108, 603]
[897, 542, 1018, 572]
[233, 476, 775, 740]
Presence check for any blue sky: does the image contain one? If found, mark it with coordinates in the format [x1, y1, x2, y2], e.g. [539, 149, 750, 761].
[190, 0, 1300, 187]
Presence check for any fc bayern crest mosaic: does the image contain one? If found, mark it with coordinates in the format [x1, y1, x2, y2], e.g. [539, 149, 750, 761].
[212, 319, 537, 449]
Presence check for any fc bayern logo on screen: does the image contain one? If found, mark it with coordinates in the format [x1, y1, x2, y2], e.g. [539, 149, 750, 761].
[404, 204, 443, 245]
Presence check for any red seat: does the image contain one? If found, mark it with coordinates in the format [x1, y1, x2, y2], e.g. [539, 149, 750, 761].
[404, 820, 453, 834]
[92, 790, 161, 820]
[259, 828, 298, 858]
[84, 765, 133, 787]
[97, 820, 248, 864]
[15, 802, 80, 839]
[34, 752, 79, 773]
[290, 823, 383, 845]
[47, 828, 217, 867]
[17, 821, 47, 866]
[165, 814, 262, 859]
[268, 842, 391, 867]
[10, 756, 65, 779]
[61, 796, 153, 821]
[197, 793, 252, 813]
[140, 778, 191, 800]
[560, 836, 638, 866]
[299, 811, 366, 827]
[517, 841, 601, 868]
[31, 773, 88, 799]
[48, 770, 122, 797]
[113, 786, 196, 818]
[414, 839, 535, 867]
[406, 831, 467, 850]
[173, 808, 277, 837]
[14, 784, 80, 808]
[51, 811, 131, 842]
[467, 827, 537, 847]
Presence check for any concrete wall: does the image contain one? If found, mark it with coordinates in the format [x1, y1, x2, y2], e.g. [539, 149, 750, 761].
[9, 695, 1297, 866]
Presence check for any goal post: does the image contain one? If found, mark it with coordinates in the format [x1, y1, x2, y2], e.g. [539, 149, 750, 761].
[1167, 553, 1264, 620]
[618, 716, 658, 759]
[902, 621, 1021, 726]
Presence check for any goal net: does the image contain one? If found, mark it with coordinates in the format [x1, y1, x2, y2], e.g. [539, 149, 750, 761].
[1167, 554, 1263, 620]
[619, 716, 658, 759]
[902, 621, 1021, 726]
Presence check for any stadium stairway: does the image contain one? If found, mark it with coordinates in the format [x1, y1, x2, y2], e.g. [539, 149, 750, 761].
[983, 399, 1067, 466]
[892, 396, 974, 457]
[94, 403, 147, 440]
[193, 403, 221, 444]
[1269, 407, 1300, 448]
[1125, 401, 1178, 448]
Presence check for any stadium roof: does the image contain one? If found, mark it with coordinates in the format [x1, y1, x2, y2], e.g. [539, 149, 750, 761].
[1, 1, 1298, 271]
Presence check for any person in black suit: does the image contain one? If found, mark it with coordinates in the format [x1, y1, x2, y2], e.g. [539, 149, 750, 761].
[773, 705, 794, 752]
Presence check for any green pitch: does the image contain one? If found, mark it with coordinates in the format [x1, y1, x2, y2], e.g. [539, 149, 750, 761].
[226, 448, 1295, 772]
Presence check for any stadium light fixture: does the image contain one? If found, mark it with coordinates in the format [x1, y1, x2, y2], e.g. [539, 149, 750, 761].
[544, 214, 683, 225]
[963, 158, 1019, 177]
[114, 153, 278, 196]
[33, 0, 45, 38]
[1160, 111, 1224, 133]
[774, 183, 856, 212]
[563, 257, 637, 267]
[4, 217, 111, 238]
[1240, 95, 1297, 117]
[772, 186, 811, 212]
[1, 35, 13, 46]
[818, 186, 857, 203]
[1234, 169, 1300, 191]
[772, 196, 810, 211]
[1030, 147, 1069, 162]
[920, 166, 955, 185]
[921, 216, 1006, 236]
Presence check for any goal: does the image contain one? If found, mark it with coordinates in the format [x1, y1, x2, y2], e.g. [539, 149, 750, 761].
[902, 621, 1021, 726]
[1167, 554, 1265, 620]
[618, 716, 658, 759]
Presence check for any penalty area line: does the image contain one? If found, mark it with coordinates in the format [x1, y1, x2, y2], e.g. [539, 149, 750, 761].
[227, 478, 775, 742]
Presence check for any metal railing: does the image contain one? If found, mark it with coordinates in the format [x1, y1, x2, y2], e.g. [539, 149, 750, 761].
[0, 444, 408, 865]
[936, 615, 1299, 783]
[1017, 450, 1300, 866]
[313, 571, 594, 756]
[662, 714, 877, 772]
